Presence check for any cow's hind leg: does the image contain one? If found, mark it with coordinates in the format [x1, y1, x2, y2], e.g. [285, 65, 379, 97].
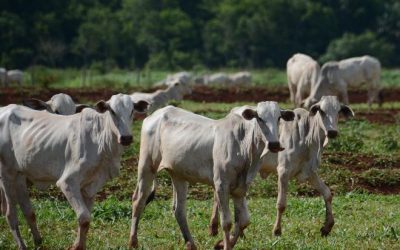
[273, 168, 289, 236]
[171, 176, 196, 250]
[16, 175, 42, 246]
[0, 187, 6, 215]
[308, 173, 334, 236]
[209, 192, 219, 236]
[129, 158, 156, 248]
[1, 176, 27, 249]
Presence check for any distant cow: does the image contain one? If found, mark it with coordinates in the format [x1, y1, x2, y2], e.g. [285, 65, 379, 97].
[0, 94, 148, 250]
[209, 96, 354, 238]
[6, 69, 24, 86]
[287, 53, 320, 107]
[303, 56, 381, 110]
[131, 81, 192, 113]
[0, 68, 6, 86]
[129, 103, 294, 250]
[156, 71, 192, 87]
[229, 71, 252, 86]
[205, 72, 232, 86]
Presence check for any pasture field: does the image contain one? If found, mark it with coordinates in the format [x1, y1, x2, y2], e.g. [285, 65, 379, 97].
[0, 72, 399, 249]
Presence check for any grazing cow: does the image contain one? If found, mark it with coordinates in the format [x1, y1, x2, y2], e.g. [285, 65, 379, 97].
[6, 69, 24, 86]
[0, 68, 6, 86]
[209, 96, 354, 237]
[0, 94, 148, 250]
[229, 71, 252, 86]
[205, 73, 232, 86]
[129, 103, 294, 250]
[287, 53, 320, 107]
[303, 55, 381, 110]
[131, 81, 191, 113]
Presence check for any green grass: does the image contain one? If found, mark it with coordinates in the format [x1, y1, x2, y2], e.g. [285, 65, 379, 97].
[0, 195, 399, 249]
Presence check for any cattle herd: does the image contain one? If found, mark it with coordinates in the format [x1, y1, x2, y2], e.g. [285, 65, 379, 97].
[1, 54, 385, 250]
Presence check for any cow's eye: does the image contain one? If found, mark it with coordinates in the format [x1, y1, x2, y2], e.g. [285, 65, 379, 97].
[319, 110, 326, 116]
[55, 110, 60, 115]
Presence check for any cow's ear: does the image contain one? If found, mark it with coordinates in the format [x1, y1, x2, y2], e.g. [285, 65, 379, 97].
[340, 104, 354, 118]
[242, 109, 258, 120]
[280, 109, 295, 121]
[309, 104, 320, 116]
[22, 98, 50, 111]
[133, 100, 150, 113]
[95, 100, 110, 113]
[75, 104, 91, 113]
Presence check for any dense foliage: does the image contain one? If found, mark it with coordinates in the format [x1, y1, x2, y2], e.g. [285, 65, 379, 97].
[1, 0, 400, 69]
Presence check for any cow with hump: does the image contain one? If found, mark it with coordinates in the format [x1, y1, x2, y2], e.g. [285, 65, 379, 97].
[0, 93, 148, 250]
[128, 102, 295, 250]
[209, 96, 354, 238]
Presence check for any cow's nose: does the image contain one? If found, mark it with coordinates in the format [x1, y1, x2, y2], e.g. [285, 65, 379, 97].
[119, 135, 133, 146]
[268, 141, 284, 153]
[327, 130, 338, 139]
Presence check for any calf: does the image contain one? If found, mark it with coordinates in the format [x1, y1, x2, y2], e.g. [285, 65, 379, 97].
[0, 94, 148, 250]
[209, 96, 354, 237]
[129, 102, 294, 250]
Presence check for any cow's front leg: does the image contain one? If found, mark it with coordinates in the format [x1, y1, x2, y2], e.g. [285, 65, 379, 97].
[273, 168, 289, 236]
[229, 196, 250, 247]
[57, 178, 91, 250]
[308, 173, 334, 236]
[214, 180, 232, 250]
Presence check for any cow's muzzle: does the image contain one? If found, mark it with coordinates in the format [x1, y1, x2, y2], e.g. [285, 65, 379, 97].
[119, 135, 133, 146]
[268, 141, 284, 153]
[327, 130, 338, 139]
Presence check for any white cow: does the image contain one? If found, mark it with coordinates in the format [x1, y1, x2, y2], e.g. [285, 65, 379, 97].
[303, 55, 381, 110]
[209, 96, 354, 238]
[205, 72, 232, 86]
[131, 81, 191, 113]
[287, 53, 320, 107]
[129, 103, 294, 250]
[6, 69, 24, 86]
[229, 71, 252, 86]
[0, 67, 6, 86]
[0, 94, 148, 250]
[0, 93, 90, 216]
[156, 71, 192, 87]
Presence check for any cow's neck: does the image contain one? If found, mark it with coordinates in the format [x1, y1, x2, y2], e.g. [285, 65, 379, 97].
[306, 113, 326, 156]
[96, 112, 122, 156]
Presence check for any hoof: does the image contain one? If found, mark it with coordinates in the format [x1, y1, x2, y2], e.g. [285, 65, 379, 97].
[273, 228, 282, 236]
[185, 241, 197, 250]
[209, 224, 218, 236]
[34, 237, 43, 246]
[68, 245, 83, 250]
[320, 227, 331, 237]
[213, 239, 224, 250]
[129, 237, 138, 248]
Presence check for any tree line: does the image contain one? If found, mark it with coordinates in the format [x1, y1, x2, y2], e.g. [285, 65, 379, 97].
[1, 0, 399, 70]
